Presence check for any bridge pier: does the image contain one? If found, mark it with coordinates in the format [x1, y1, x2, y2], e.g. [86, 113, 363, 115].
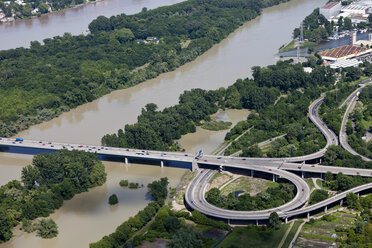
[340, 199, 343, 206]
[251, 170, 254, 178]
[256, 220, 258, 226]
[324, 206, 327, 213]
[307, 212, 310, 220]
[285, 217, 288, 224]
[124, 157, 128, 165]
[273, 174, 276, 182]
[301, 172, 304, 178]
[357, 193, 359, 198]
[160, 161, 164, 168]
[192, 160, 198, 171]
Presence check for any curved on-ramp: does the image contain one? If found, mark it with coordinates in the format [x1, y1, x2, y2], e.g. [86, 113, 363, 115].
[185, 168, 372, 221]
[185, 168, 311, 221]
[339, 89, 371, 162]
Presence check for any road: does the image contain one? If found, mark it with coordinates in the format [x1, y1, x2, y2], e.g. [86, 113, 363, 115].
[185, 168, 372, 221]
[1, 85, 372, 222]
[339, 87, 371, 162]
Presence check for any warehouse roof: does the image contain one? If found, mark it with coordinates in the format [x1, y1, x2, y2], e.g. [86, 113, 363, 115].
[318, 45, 368, 59]
[321, 2, 340, 9]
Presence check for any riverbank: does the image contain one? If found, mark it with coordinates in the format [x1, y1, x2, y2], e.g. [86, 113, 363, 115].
[0, 0, 104, 25]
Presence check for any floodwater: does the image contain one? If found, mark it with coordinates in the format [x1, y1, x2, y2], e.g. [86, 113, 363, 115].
[0, 157, 187, 248]
[0, 0, 184, 50]
[16, 0, 328, 146]
[0, 0, 328, 247]
[178, 109, 250, 155]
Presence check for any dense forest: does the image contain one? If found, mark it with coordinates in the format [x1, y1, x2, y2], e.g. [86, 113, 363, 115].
[0, 0, 290, 137]
[102, 61, 335, 153]
[223, 60, 334, 157]
[0, 150, 106, 242]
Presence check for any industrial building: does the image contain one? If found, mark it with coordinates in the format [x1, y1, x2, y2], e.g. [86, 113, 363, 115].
[329, 58, 362, 69]
[318, 45, 372, 61]
[320, 1, 342, 19]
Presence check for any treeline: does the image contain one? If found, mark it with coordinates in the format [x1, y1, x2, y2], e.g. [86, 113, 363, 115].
[102, 89, 221, 150]
[103, 61, 334, 152]
[206, 183, 294, 211]
[323, 145, 372, 169]
[0, 150, 106, 243]
[323, 171, 372, 192]
[0, 0, 290, 137]
[224, 61, 334, 157]
[347, 85, 372, 159]
[125, 209, 229, 247]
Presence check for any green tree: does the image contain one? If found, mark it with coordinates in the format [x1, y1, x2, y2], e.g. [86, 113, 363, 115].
[169, 228, 202, 248]
[21, 165, 40, 189]
[36, 218, 58, 239]
[0, 207, 13, 242]
[309, 189, 328, 204]
[269, 212, 280, 230]
[108, 194, 119, 205]
[38, 3, 49, 14]
[345, 193, 361, 210]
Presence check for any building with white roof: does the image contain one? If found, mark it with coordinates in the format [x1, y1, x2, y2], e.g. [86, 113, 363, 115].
[320, 1, 342, 19]
[329, 58, 362, 69]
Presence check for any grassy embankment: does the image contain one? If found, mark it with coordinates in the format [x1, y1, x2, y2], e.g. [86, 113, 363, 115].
[201, 120, 232, 131]
[279, 39, 317, 53]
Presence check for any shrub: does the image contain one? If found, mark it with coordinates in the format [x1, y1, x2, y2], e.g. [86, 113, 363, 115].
[129, 183, 139, 189]
[109, 194, 119, 205]
[119, 180, 128, 187]
[36, 218, 58, 239]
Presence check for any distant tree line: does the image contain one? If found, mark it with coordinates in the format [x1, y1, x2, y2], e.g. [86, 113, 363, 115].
[103, 61, 334, 153]
[0, 150, 106, 243]
[0, 0, 290, 138]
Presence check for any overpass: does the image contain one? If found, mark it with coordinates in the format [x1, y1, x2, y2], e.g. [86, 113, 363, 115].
[0, 84, 372, 222]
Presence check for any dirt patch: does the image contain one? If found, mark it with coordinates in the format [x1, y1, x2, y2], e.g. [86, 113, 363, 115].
[140, 238, 168, 248]
[207, 173, 233, 191]
[172, 171, 194, 211]
[181, 39, 191, 48]
[220, 176, 276, 196]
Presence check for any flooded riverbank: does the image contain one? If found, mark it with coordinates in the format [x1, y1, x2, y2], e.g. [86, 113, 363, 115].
[0, 0, 328, 247]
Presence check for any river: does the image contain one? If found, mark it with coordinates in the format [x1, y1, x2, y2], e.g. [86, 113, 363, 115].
[0, 0, 328, 247]
[0, 0, 184, 50]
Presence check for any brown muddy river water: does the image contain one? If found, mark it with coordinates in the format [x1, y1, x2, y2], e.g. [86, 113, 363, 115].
[0, 0, 327, 246]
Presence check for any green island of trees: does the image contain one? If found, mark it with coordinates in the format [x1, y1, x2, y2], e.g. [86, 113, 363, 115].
[108, 194, 118, 205]
[0, 0, 290, 138]
[0, 149, 106, 243]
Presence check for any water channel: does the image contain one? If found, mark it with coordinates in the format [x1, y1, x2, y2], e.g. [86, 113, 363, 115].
[0, 0, 328, 247]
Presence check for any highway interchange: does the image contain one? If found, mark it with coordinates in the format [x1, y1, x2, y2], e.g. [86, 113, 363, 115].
[0, 81, 372, 222]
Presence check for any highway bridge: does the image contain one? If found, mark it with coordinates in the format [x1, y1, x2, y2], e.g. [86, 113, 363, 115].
[1, 84, 372, 223]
